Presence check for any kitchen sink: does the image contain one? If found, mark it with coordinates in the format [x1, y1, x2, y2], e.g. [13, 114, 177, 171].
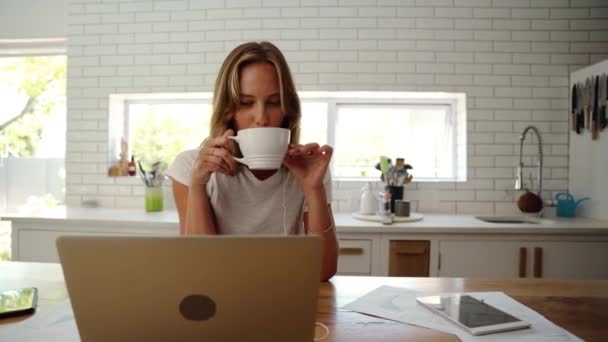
[475, 216, 541, 224]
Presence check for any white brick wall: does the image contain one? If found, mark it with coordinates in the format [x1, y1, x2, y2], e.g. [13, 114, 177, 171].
[66, 0, 608, 215]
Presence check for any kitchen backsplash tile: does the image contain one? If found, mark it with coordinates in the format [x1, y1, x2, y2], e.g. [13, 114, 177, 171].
[63, 0, 608, 215]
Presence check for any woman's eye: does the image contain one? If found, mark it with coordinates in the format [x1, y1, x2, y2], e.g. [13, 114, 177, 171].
[239, 101, 253, 106]
[268, 100, 280, 106]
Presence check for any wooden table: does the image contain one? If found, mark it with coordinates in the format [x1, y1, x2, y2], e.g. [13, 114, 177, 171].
[2, 261, 608, 341]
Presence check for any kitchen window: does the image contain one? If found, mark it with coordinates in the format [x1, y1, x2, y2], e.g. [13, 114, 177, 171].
[0, 38, 67, 260]
[125, 100, 212, 168]
[0, 49, 67, 213]
[115, 92, 466, 182]
[115, 96, 330, 169]
[300, 92, 467, 182]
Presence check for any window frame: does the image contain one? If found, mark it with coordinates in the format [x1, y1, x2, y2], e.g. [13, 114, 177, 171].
[113, 91, 467, 182]
[0, 38, 66, 57]
[299, 92, 466, 182]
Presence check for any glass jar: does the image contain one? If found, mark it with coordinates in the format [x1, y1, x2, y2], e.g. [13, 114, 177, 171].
[145, 186, 163, 212]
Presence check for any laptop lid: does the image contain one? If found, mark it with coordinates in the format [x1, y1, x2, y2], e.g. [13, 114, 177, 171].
[56, 235, 322, 342]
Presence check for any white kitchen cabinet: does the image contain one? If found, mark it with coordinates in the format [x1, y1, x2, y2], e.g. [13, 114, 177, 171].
[7, 212, 177, 263]
[533, 241, 608, 279]
[4, 210, 608, 279]
[437, 239, 608, 279]
[16, 227, 175, 263]
[336, 234, 382, 276]
[336, 239, 372, 275]
[437, 240, 525, 278]
[17, 230, 131, 263]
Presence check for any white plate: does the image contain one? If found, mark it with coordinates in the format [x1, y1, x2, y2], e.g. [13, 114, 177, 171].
[352, 212, 424, 222]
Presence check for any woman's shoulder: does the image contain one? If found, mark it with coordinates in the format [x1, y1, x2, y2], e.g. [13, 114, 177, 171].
[171, 149, 198, 170]
[175, 149, 198, 163]
[166, 149, 198, 186]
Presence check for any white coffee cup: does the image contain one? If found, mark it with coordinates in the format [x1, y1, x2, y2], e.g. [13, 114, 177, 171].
[228, 127, 290, 170]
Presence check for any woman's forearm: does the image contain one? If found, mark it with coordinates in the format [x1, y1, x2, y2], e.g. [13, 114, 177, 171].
[304, 188, 338, 281]
[185, 184, 217, 235]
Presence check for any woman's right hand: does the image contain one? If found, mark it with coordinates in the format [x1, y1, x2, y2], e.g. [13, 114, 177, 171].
[191, 129, 239, 186]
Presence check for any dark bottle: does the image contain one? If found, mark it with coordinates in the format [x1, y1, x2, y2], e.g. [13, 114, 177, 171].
[128, 155, 137, 176]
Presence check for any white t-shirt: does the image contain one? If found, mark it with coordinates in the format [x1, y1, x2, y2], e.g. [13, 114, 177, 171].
[166, 149, 332, 235]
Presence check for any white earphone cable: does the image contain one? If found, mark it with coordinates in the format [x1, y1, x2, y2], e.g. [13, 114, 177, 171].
[282, 170, 330, 341]
[313, 322, 329, 341]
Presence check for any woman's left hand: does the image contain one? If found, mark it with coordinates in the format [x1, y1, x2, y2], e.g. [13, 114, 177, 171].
[283, 143, 333, 192]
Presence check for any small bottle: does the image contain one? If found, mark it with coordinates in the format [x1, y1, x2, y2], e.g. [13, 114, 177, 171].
[379, 188, 393, 225]
[128, 155, 137, 176]
[359, 182, 376, 215]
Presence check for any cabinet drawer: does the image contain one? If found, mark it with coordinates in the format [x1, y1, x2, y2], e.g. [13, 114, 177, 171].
[337, 239, 372, 275]
[389, 240, 430, 277]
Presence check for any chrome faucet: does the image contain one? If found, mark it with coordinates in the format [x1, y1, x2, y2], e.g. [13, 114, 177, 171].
[515, 125, 543, 197]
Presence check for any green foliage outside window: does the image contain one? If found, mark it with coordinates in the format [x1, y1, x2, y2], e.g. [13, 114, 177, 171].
[129, 103, 210, 169]
[131, 108, 189, 169]
[0, 56, 66, 157]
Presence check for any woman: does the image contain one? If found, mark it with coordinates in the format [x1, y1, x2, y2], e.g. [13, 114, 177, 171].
[166, 41, 338, 281]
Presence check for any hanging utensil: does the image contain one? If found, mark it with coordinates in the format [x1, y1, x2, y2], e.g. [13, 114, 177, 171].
[571, 83, 578, 132]
[138, 161, 149, 186]
[593, 75, 599, 140]
[576, 81, 582, 134]
[585, 77, 592, 130]
[600, 73, 607, 131]
[578, 80, 584, 134]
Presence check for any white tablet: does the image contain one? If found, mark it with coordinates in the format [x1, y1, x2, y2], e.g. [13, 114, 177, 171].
[416, 294, 531, 336]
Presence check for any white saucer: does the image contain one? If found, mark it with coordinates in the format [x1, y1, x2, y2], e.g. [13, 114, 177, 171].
[351, 212, 424, 222]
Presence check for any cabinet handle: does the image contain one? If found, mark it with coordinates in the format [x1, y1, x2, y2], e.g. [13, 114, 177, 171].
[339, 247, 364, 255]
[395, 250, 427, 256]
[533, 247, 543, 278]
[519, 247, 527, 278]
[438, 252, 441, 271]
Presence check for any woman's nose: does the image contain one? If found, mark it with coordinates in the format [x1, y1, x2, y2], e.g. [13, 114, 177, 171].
[253, 104, 269, 127]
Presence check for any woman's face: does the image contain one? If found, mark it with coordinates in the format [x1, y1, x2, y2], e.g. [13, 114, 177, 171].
[232, 62, 285, 131]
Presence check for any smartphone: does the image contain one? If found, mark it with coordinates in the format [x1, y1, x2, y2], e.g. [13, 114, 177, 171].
[416, 294, 530, 336]
[0, 287, 38, 319]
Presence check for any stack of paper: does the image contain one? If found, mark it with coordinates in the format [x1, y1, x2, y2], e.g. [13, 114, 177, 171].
[343, 286, 582, 342]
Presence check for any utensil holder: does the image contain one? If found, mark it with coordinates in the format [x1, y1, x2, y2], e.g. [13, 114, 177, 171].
[387, 185, 403, 213]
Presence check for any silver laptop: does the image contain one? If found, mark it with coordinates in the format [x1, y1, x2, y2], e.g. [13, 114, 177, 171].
[56, 236, 322, 342]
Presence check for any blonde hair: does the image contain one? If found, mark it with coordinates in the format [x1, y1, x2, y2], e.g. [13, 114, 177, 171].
[209, 41, 301, 144]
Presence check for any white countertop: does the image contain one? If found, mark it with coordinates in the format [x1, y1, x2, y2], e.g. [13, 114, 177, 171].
[0, 207, 178, 228]
[336, 212, 608, 234]
[2, 207, 608, 235]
